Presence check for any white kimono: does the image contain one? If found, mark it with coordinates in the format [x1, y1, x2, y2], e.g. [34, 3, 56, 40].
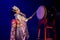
[14, 13, 29, 40]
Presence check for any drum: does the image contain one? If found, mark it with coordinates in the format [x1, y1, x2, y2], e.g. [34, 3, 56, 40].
[36, 5, 47, 20]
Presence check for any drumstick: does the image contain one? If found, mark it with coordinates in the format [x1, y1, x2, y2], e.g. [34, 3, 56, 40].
[28, 12, 36, 20]
[30, 12, 36, 18]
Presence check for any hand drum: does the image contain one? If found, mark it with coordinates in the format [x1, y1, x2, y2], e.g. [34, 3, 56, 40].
[36, 6, 46, 20]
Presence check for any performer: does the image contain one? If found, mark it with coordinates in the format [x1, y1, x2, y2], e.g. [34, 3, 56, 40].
[10, 6, 35, 40]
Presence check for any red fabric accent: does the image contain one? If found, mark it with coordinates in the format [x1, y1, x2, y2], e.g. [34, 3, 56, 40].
[38, 18, 48, 28]
[12, 19, 16, 24]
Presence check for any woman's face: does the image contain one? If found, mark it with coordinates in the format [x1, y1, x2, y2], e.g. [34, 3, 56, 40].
[12, 6, 20, 14]
[16, 9, 20, 14]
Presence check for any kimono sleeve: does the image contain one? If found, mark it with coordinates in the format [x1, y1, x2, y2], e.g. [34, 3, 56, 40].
[22, 17, 28, 22]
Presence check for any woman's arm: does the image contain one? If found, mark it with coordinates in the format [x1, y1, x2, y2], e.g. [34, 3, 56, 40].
[25, 16, 32, 22]
[25, 13, 36, 21]
[23, 12, 36, 22]
[27, 16, 32, 20]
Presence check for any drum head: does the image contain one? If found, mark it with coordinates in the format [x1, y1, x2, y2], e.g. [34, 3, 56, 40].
[36, 6, 46, 20]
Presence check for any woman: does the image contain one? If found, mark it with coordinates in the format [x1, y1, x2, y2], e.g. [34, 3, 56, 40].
[10, 6, 33, 40]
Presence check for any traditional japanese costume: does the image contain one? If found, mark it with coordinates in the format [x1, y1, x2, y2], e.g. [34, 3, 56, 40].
[10, 13, 29, 40]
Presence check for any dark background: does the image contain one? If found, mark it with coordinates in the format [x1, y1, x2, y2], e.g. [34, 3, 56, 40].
[0, 0, 60, 40]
